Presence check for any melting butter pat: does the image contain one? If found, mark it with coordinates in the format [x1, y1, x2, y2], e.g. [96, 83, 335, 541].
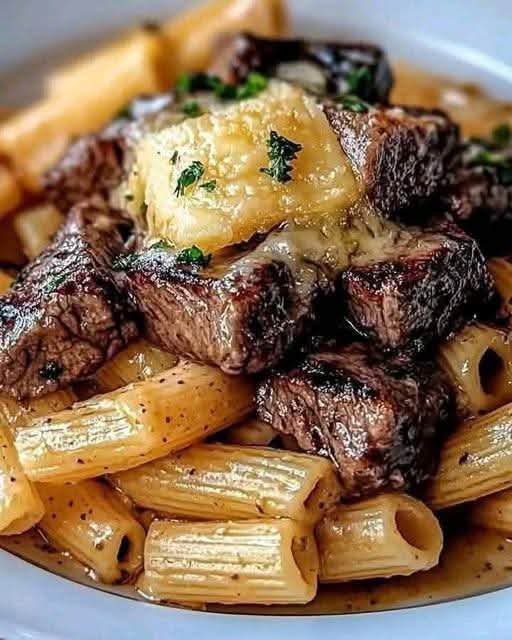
[129, 81, 359, 253]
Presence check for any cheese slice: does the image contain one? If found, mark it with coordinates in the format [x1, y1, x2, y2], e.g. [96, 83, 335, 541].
[128, 81, 359, 253]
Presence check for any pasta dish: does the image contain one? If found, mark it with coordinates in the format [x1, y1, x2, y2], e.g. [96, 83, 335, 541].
[0, 0, 512, 613]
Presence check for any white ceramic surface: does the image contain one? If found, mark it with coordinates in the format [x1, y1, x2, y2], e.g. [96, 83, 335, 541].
[1, 1, 512, 638]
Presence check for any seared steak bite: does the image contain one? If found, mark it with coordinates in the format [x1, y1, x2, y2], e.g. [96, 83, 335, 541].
[43, 93, 176, 212]
[341, 223, 494, 353]
[118, 231, 335, 375]
[324, 104, 459, 217]
[439, 137, 512, 255]
[256, 343, 452, 498]
[212, 33, 393, 103]
[0, 200, 138, 398]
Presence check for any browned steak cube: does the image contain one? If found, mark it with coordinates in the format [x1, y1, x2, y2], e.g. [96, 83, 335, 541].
[43, 94, 175, 212]
[256, 343, 452, 498]
[324, 104, 459, 216]
[0, 200, 138, 398]
[118, 233, 334, 375]
[212, 33, 393, 103]
[439, 138, 512, 255]
[340, 223, 494, 352]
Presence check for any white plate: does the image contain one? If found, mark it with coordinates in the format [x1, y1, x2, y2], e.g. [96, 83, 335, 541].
[1, 1, 512, 638]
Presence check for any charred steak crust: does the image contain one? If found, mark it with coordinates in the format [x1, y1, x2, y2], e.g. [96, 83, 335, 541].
[257, 343, 452, 498]
[324, 104, 459, 216]
[0, 201, 138, 399]
[214, 33, 393, 103]
[119, 244, 333, 375]
[341, 223, 495, 353]
[43, 93, 175, 212]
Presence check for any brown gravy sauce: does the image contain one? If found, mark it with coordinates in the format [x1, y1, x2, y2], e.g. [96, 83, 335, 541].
[2, 64, 512, 616]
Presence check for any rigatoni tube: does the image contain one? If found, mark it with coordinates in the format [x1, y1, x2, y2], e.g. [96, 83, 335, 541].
[111, 443, 341, 524]
[95, 339, 178, 393]
[13, 203, 63, 259]
[426, 403, 512, 509]
[0, 427, 44, 535]
[438, 322, 512, 415]
[138, 518, 318, 604]
[37, 480, 145, 584]
[316, 494, 443, 582]
[224, 417, 278, 446]
[469, 488, 512, 535]
[15, 361, 254, 483]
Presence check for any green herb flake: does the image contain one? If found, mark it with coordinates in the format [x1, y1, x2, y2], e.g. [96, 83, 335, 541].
[200, 180, 217, 192]
[112, 253, 138, 271]
[182, 100, 203, 118]
[125, 193, 134, 202]
[170, 151, 179, 165]
[43, 273, 67, 295]
[236, 72, 268, 100]
[39, 361, 63, 381]
[492, 123, 512, 149]
[116, 104, 132, 120]
[176, 245, 211, 267]
[173, 161, 205, 196]
[338, 94, 370, 113]
[345, 66, 374, 100]
[150, 239, 173, 251]
[140, 202, 148, 216]
[260, 130, 303, 183]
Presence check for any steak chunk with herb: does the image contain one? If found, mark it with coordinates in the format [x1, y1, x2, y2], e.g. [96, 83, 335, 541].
[340, 223, 494, 353]
[118, 230, 337, 375]
[440, 129, 512, 255]
[43, 93, 176, 212]
[324, 104, 459, 216]
[0, 200, 138, 398]
[212, 32, 393, 103]
[256, 343, 452, 499]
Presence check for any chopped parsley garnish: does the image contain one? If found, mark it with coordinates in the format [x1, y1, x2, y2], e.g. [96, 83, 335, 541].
[236, 72, 268, 99]
[466, 124, 512, 186]
[176, 245, 211, 267]
[170, 150, 179, 165]
[182, 100, 202, 117]
[112, 253, 138, 271]
[175, 72, 268, 102]
[150, 239, 173, 251]
[345, 66, 374, 101]
[173, 161, 205, 196]
[43, 273, 67, 294]
[200, 180, 217, 192]
[39, 361, 63, 381]
[492, 123, 512, 149]
[260, 130, 303, 183]
[337, 94, 370, 113]
[116, 104, 133, 120]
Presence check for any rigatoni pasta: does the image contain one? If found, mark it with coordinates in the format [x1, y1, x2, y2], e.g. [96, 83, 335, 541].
[137, 518, 318, 604]
[224, 417, 278, 446]
[0, 166, 21, 217]
[0, 427, 44, 535]
[469, 488, 512, 535]
[111, 443, 341, 524]
[316, 494, 443, 582]
[37, 480, 145, 583]
[162, 0, 287, 83]
[15, 361, 254, 483]
[14, 203, 63, 259]
[426, 403, 512, 509]
[488, 257, 512, 315]
[95, 339, 178, 393]
[438, 322, 512, 415]
[0, 31, 166, 187]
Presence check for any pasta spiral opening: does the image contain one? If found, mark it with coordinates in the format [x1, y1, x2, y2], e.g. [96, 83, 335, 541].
[479, 348, 505, 396]
[394, 506, 432, 551]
